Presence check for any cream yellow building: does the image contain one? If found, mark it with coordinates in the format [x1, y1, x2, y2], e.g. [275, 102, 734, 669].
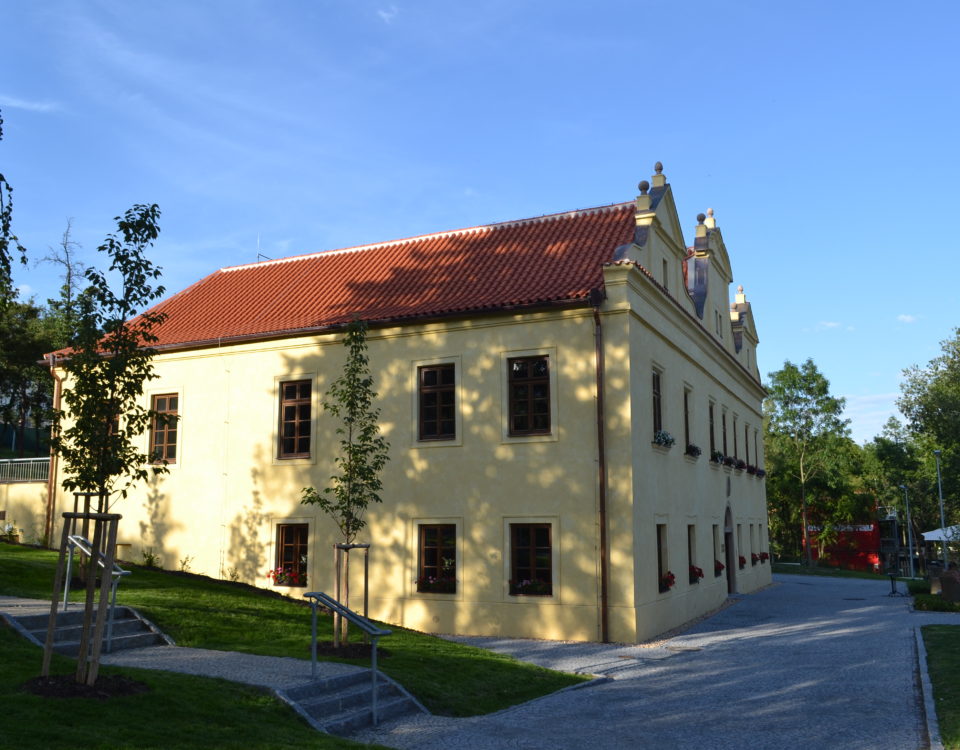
[33, 164, 770, 643]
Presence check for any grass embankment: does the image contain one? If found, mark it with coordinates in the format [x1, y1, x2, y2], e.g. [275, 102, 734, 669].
[0, 623, 375, 750]
[0, 543, 586, 718]
[923, 626, 960, 749]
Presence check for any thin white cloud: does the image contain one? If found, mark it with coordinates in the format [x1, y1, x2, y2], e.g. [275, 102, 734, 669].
[817, 321, 841, 329]
[377, 5, 399, 23]
[897, 314, 918, 324]
[0, 95, 60, 113]
[16, 283, 34, 298]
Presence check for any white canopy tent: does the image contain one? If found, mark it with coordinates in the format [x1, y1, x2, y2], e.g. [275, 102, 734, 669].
[922, 525, 960, 542]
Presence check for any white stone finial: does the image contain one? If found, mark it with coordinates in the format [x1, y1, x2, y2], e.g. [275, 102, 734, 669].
[704, 207, 717, 229]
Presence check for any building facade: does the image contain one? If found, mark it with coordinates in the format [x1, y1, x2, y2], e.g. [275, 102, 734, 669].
[33, 165, 771, 643]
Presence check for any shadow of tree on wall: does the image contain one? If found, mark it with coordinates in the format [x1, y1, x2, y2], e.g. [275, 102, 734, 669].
[137, 473, 181, 567]
[223, 452, 268, 584]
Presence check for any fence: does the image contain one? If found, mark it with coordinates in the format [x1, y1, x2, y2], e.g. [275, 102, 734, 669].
[0, 457, 50, 483]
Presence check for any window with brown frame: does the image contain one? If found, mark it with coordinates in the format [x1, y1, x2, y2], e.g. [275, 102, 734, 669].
[708, 402, 716, 454]
[508, 356, 550, 436]
[721, 410, 728, 456]
[278, 380, 311, 458]
[418, 364, 455, 441]
[509, 523, 552, 596]
[652, 369, 663, 435]
[150, 394, 178, 464]
[273, 523, 308, 587]
[417, 524, 457, 593]
[683, 388, 691, 447]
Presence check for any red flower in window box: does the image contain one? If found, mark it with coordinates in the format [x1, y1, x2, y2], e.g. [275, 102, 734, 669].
[659, 570, 676, 593]
[751, 553, 760, 565]
[688, 565, 704, 584]
[759, 552, 770, 563]
[714, 559, 725, 576]
[267, 567, 306, 587]
[509, 579, 552, 596]
[738, 555, 746, 569]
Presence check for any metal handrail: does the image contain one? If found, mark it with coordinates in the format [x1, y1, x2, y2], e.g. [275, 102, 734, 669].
[63, 534, 131, 652]
[303, 591, 391, 726]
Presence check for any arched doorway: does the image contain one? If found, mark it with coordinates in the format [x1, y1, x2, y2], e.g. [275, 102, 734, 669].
[724, 505, 736, 595]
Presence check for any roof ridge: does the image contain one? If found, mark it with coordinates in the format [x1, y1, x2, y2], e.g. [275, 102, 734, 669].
[221, 200, 634, 274]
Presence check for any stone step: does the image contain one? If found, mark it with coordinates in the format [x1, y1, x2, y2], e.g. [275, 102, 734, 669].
[27, 615, 147, 643]
[323, 695, 420, 736]
[16, 606, 138, 631]
[49, 630, 166, 657]
[299, 680, 402, 719]
[285, 670, 372, 701]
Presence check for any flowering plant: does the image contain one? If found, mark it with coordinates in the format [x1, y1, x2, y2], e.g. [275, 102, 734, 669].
[734, 459, 747, 471]
[746, 464, 758, 475]
[416, 575, 457, 594]
[510, 579, 552, 596]
[659, 570, 676, 593]
[714, 559, 725, 575]
[751, 553, 760, 565]
[653, 430, 675, 448]
[267, 566, 306, 587]
[685, 444, 702, 458]
[689, 564, 704, 583]
[738, 555, 746, 569]
[759, 552, 770, 563]
[723, 456, 736, 468]
[1, 521, 20, 539]
[756, 469, 767, 479]
[710, 450, 724, 464]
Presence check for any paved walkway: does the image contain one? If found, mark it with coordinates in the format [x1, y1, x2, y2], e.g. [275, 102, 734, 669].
[3, 576, 957, 749]
[354, 575, 955, 749]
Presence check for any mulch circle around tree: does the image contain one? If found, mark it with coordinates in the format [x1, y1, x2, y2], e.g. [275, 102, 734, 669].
[22, 674, 151, 700]
[309, 641, 391, 659]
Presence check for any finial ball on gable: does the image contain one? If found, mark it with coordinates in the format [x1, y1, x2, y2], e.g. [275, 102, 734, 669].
[654, 161, 663, 175]
[638, 180, 649, 194]
[697, 212, 706, 224]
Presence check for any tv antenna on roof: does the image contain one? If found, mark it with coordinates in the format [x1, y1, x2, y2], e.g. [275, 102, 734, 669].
[256, 232, 272, 262]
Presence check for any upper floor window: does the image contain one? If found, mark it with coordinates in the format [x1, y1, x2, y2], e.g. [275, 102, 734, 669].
[278, 380, 311, 459]
[418, 364, 456, 441]
[508, 356, 550, 436]
[721, 410, 729, 456]
[708, 402, 716, 455]
[744, 423, 750, 463]
[652, 369, 663, 435]
[733, 416, 739, 458]
[150, 394, 178, 464]
[683, 388, 691, 447]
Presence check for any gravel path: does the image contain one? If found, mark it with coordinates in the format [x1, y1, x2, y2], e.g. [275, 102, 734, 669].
[353, 575, 956, 749]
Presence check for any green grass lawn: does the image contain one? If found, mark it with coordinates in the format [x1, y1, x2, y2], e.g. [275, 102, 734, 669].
[0, 622, 379, 750]
[923, 626, 960, 749]
[0, 542, 586, 717]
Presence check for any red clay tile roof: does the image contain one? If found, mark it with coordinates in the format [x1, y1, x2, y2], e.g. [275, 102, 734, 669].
[145, 202, 637, 349]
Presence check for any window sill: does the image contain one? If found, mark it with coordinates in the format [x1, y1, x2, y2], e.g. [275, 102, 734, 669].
[651, 443, 673, 454]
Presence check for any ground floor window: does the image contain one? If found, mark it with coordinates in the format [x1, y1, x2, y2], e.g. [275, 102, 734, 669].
[272, 523, 308, 586]
[509, 523, 552, 596]
[417, 524, 457, 593]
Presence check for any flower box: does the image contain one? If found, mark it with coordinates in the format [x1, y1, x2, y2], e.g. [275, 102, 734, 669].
[510, 579, 552, 596]
[759, 552, 770, 564]
[751, 553, 759, 566]
[756, 469, 767, 479]
[416, 576, 457, 594]
[267, 566, 306, 587]
[738, 555, 746, 570]
[689, 565, 704, 584]
[734, 459, 747, 471]
[659, 570, 676, 593]
[685, 444, 702, 459]
[714, 559, 725, 577]
[710, 451, 724, 464]
[723, 456, 736, 468]
[653, 430, 675, 448]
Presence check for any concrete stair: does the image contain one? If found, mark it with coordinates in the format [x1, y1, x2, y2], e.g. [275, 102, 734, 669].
[12, 606, 169, 656]
[281, 670, 425, 735]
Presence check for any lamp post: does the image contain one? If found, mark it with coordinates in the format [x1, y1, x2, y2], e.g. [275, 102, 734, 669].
[900, 484, 916, 578]
[935, 450, 948, 567]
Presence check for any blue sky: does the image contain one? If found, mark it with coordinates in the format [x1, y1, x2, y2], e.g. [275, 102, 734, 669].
[2, 0, 957, 443]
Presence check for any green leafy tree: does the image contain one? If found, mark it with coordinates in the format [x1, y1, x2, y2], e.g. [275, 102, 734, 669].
[302, 320, 390, 543]
[899, 328, 960, 525]
[0, 109, 27, 305]
[764, 359, 850, 565]
[0, 298, 59, 455]
[50, 204, 171, 509]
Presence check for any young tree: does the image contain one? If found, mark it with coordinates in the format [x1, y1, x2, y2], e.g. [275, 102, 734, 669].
[50, 204, 171, 509]
[765, 359, 850, 565]
[40, 219, 89, 349]
[302, 320, 389, 644]
[302, 319, 390, 544]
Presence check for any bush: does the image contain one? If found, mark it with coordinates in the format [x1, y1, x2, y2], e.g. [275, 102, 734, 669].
[913, 594, 960, 612]
[907, 579, 932, 596]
